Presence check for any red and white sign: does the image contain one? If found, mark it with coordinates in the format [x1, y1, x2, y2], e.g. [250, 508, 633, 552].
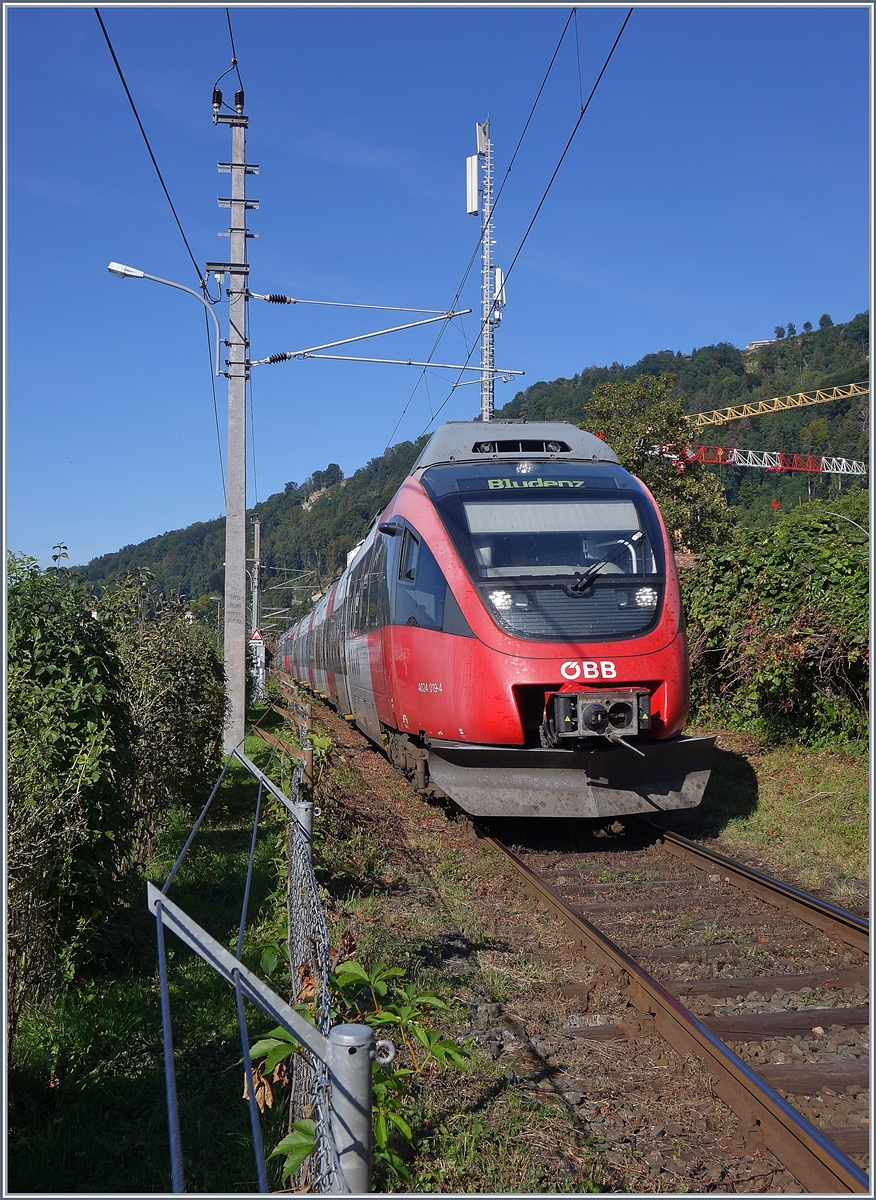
[249, 629, 264, 643]
[561, 660, 617, 681]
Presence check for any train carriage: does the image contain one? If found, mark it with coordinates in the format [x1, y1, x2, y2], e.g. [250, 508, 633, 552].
[284, 420, 713, 817]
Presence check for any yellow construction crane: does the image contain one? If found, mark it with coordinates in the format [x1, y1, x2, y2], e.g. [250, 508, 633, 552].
[687, 381, 869, 428]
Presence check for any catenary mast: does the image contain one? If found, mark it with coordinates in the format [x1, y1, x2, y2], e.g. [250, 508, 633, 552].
[467, 120, 504, 422]
[210, 85, 253, 752]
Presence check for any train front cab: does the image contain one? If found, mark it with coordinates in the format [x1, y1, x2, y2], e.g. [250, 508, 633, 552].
[373, 430, 713, 817]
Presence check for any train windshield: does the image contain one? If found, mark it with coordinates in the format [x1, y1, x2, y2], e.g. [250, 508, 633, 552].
[420, 462, 665, 642]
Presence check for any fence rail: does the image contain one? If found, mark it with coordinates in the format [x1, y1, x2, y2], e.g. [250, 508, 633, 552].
[151, 725, 376, 1193]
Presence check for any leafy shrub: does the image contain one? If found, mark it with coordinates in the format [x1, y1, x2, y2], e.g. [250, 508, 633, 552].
[100, 571, 227, 854]
[6, 557, 227, 1050]
[682, 495, 868, 745]
[7, 554, 136, 1044]
[250, 959, 467, 1187]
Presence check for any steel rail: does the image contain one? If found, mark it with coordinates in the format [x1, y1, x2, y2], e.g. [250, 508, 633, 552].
[476, 828, 870, 1194]
[642, 821, 869, 952]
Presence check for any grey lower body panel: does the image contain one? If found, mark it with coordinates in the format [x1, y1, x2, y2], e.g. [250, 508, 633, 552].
[426, 736, 715, 818]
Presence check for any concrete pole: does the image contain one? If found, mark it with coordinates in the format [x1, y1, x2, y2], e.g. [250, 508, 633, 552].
[218, 109, 250, 752]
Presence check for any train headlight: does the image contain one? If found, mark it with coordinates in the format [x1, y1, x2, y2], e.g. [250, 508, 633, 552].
[635, 587, 658, 608]
[488, 589, 513, 611]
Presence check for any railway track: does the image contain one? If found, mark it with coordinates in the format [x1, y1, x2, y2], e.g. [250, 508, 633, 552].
[475, 817, 869, 1193]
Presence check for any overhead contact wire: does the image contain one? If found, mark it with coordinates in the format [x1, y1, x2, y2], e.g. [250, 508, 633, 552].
[502, 8, 634, 290]
[383, 7, 576, 450]
[94, 8, 202, 285]
[421, 7, 634, 435]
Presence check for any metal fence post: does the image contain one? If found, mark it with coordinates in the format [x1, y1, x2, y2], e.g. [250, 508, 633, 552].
[328, 1023, 374, 1193]
[292, 799, 314, 861]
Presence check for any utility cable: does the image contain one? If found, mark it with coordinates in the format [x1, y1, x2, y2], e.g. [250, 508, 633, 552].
[95, 7, 229, 508]
[574, 8, 584, 111]
[94, 8, 203, 286]
[205, 308, 227, 502]
[502, 8, 633, 291]
[212, 9, 245, 112]
[226, 8, 244, 92]
[420, 7, 634, 436]
[382, 7, 577, 450]
[246, 302, 259, 505]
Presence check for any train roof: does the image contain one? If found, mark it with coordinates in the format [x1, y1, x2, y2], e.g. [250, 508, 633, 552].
[410, 420, 620, 473]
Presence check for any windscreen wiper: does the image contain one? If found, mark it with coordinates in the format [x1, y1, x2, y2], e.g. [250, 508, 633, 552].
[570, 531, 644, 595]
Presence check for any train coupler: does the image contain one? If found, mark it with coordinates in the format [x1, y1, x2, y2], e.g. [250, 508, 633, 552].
[541, 687, 651, 749]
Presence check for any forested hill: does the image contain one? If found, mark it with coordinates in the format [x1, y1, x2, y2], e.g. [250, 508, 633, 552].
[80, 438, 428, 605]
[80, 310, 868, 608]
[496, 310, 868, 427]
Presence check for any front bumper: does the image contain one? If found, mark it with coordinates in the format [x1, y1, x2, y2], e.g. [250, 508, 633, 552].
[426, 735, 715, 818]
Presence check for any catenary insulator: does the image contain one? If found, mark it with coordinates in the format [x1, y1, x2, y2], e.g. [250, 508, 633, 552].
[267, 294, 293, 305]
[268, 353, 291, 364]
[235, 89, 245, 114]
[212, 88, 222, 113]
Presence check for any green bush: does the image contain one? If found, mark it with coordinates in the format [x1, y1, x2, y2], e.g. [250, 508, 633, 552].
[7, 554, 136, 1044]
[682, 494, 868, 745]
[6, 557, 227, 1051]
[100, 571, 227, 855]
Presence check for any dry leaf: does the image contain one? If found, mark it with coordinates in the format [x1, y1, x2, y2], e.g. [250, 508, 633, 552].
[271, 1061, 290, 1086]
[243, 1064, 274, 1112]
[330, 930, 357, 969]
[297, 964, 316, 1000]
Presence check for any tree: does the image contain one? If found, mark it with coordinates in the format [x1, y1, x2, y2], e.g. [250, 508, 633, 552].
[580, 372, 736, 552]
[284, 480, 299, 495]
[774, 325, 786, 339]
[786, 322, 796, 337]
[819, 313, 834, 328]
[802, 321, 813, 334]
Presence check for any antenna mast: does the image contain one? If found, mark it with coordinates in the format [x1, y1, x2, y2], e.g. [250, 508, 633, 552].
[467, 120, 504, 422]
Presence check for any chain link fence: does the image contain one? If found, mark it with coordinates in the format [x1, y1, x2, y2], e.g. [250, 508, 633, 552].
[151, 697, 362, 1194]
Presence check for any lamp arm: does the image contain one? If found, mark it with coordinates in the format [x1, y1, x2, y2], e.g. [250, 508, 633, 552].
[143, 272, 224, 376]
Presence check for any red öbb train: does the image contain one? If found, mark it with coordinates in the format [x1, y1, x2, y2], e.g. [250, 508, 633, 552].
[280, 421, 713, 818]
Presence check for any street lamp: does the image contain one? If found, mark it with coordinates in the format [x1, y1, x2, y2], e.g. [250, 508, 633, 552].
[109, 256, 248, 754]
[107, 262, 224, 375]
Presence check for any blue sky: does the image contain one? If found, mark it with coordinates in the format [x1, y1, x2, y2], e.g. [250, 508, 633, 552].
[6, 5, 871, 566]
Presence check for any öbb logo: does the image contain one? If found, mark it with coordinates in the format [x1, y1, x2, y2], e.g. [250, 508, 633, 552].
[560, 660, 617, 681]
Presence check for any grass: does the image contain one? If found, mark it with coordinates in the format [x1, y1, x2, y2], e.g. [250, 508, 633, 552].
[303, 717, 608, 1193]
[7, 717, 293, 1194]
[669, 733, 869, 900]
[15, 698, 862, 1193]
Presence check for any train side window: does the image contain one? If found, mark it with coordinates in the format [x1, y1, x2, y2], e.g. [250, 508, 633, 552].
[412, 541, 446, 631]
[348, 555, 367, 637]
[391, 523, 473, 636]
[442, 586, 474, 637]
[400, 530, 419, 581]
[370, 537, 390, 629]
